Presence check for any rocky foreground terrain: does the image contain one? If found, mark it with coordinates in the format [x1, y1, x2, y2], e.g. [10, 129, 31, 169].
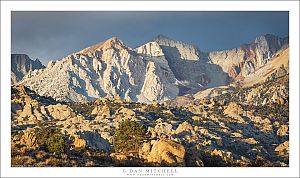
[11, 68, 288, 167]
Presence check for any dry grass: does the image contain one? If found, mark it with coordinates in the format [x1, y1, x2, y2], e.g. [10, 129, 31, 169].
[36, 150, 47, 160]
[11, 155, 36, 166]
[44, 156, 60, 166]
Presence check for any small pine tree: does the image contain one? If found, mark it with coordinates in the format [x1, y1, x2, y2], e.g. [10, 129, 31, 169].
[35, 125, 58, 146]
[35, 125, 66, 153]
[113, 119, 148, 153]
[46, 134, 66, 154]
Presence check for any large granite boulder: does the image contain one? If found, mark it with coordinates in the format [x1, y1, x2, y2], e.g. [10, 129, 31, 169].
[146, 139, 185, 166]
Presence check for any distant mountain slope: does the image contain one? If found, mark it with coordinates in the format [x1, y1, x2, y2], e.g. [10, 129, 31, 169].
[193, 47, 289, 100]
[11, 54, 44, 84]
[241, 47, 289, 87]
[18, 34, 288, 103]
[208, 34, 288, 80]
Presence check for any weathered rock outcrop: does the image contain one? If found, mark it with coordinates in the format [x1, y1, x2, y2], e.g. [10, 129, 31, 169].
[77, 131, 111, 152]
[146, 139, 186, 166]
[223, 102, 244, 118]
[11, 71, 289, 167]
[92, 104, 111, 119]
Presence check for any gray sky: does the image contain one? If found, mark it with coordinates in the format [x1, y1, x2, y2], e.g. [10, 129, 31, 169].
[11, 11, 289, 65]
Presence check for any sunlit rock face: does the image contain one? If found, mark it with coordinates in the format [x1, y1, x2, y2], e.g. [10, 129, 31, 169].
[20, 37, 178, 103]
[19, 34, 288, 103]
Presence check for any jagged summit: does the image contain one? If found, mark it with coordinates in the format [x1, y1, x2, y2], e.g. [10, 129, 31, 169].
[152, 34, 196, 47]
[254, 34, 287, 44]
[150, 34, 203, 62]
[135, 41, 165, 57]
[153, 34, 198, 47]
[256, 33, 287, 40]
[104, 36, 124, 45]
[79, 36, 127, 54]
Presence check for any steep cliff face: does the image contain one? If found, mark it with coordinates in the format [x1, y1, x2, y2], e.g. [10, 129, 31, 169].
[151, 35, 229, 94]
[208, 34, 288, 80]
[11, 54, 44, 84]
[135, 41, 179, 102]
[20, 37, 178, 103]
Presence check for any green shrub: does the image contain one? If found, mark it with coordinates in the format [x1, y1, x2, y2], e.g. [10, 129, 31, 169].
[35, 125, 59, 146]
[113, 119, 148, 153]
[35, 125, 67, 153]
[46, 134, 66, 154]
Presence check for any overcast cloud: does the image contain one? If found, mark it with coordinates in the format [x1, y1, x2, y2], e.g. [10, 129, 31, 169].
[11, 11, 289, 65]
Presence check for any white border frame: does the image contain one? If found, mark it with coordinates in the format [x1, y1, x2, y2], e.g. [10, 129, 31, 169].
[1, 1, 299, 177]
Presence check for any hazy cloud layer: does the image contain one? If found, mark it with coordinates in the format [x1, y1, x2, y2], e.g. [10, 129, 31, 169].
[11, 11, 289, 65]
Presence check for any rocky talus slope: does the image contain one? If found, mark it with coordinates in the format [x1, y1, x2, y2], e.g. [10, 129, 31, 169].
[11, 69, 288, 166]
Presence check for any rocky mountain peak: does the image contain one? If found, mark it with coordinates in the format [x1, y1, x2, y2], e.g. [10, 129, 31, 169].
[151, 35, 202, 61]
[103, 36, 124, 46]
[255, 34, 280, 43]
[79, 36, 128, 55]
[17, 34, 288, 104]
[253, 34, 288, 53]
[11, 54, 45, 84]
[152, 34, 197, 48]
[135, 41, 165, 57]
